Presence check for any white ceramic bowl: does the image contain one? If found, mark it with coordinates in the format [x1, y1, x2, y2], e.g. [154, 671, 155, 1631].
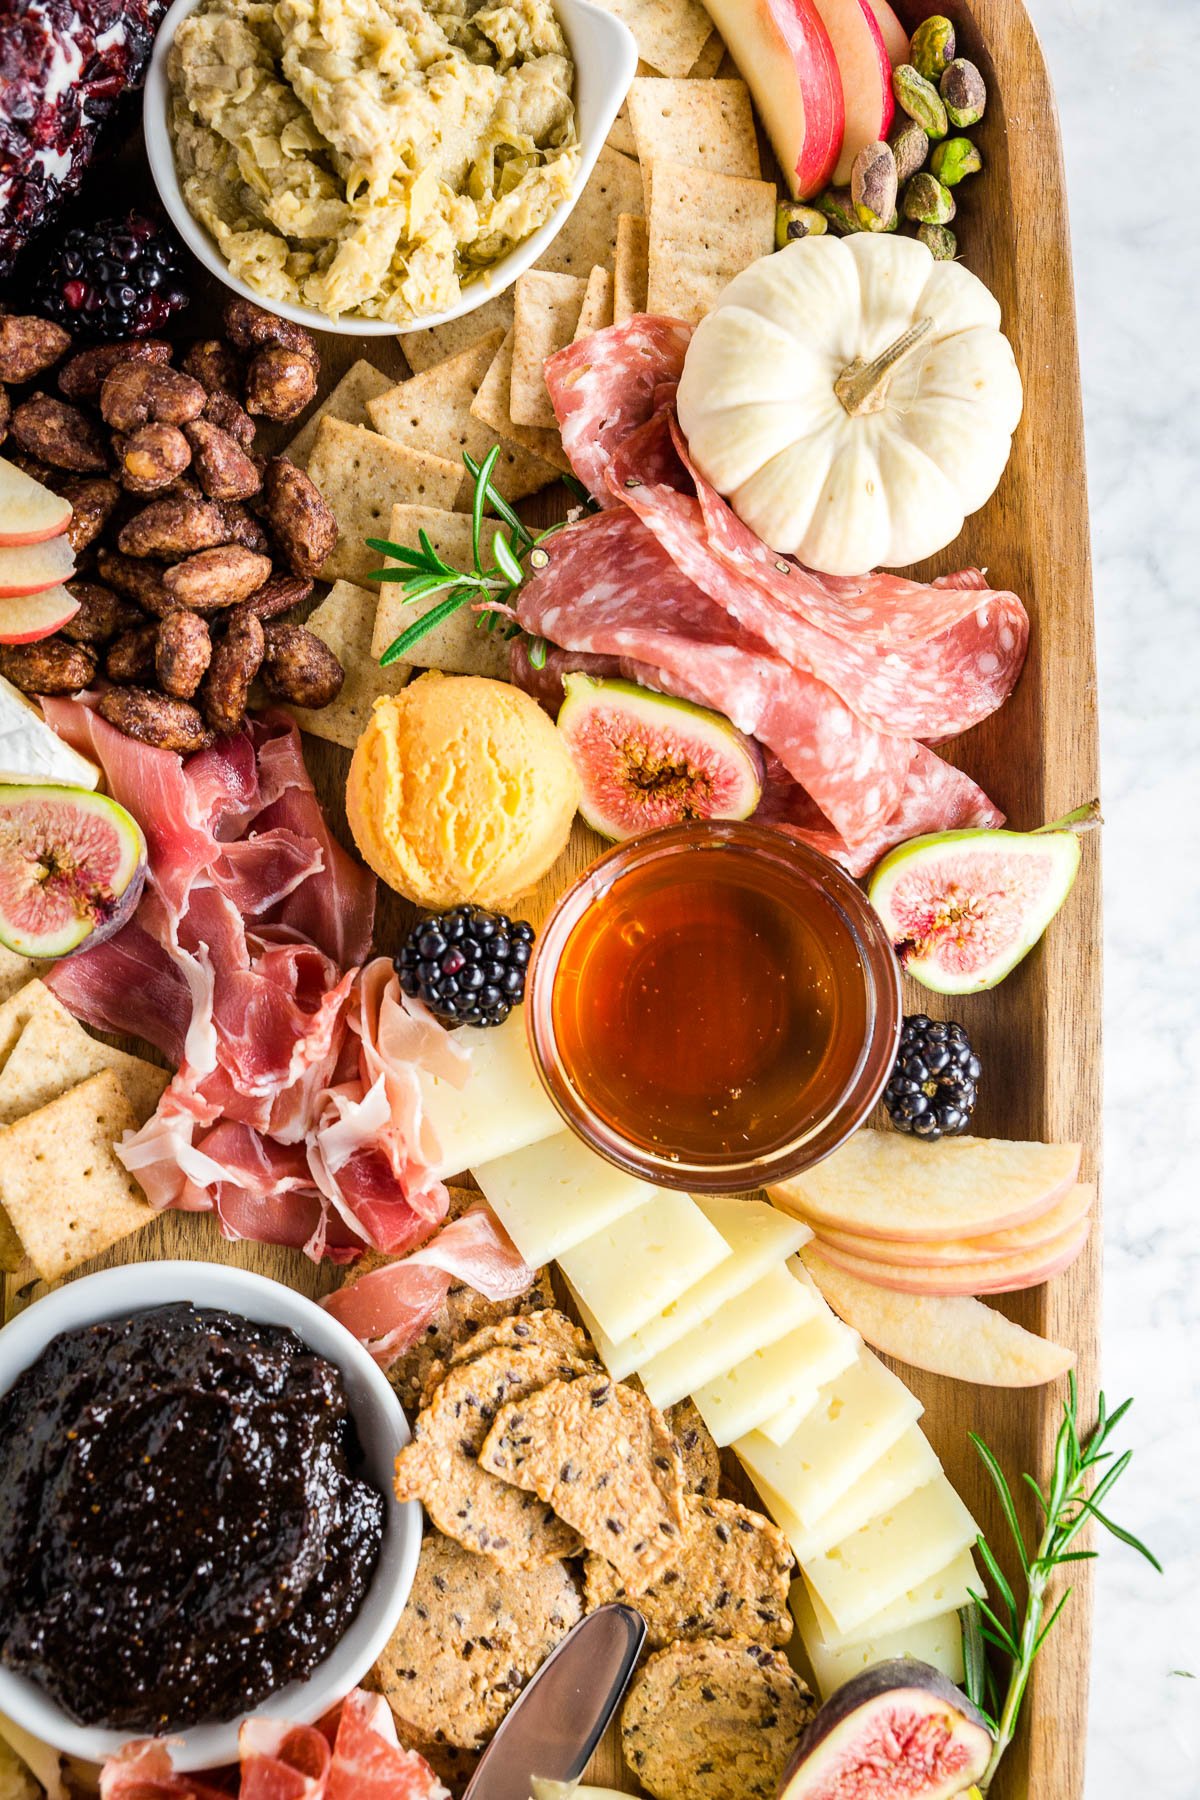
[0, 1261, 420, 1771]
[143, 0, 637, 338]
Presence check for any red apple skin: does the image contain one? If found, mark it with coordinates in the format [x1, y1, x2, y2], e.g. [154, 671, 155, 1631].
[0, 537, 75, 598]
[703, 0, 844, 197]
[0, 456, 74, 547]
[814, 1217, 1092, 1297]
[810, 0, 895, 184]
[0, 499, 73, 547]
[814, 1182, 1096, 1268]
[0, 585, 80, 644]
[861, 0, 908, 66]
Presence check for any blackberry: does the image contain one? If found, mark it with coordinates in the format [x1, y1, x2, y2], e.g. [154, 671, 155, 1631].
[31, 212, 190, 340]
[883, 1015, 981, 1141]
[396, 906, 534, 1029]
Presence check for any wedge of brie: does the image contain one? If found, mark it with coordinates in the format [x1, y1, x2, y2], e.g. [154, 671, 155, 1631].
[0, 677, 99, 790]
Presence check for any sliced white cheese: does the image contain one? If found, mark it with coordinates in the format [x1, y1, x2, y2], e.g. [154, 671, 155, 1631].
[557, 1190, 730, 1345]
[803, 1474, 979, 1637]
[638, 1261, 819, 1410]
[0, 677, 99, 789]
[419, 1010, 562, 1179]
[807, 1545, 980, 1649]
[584, 1196, 811, 1379]
[789, 1580, 966, 1700]
[736, 1347, 923, 1530]
[780, 1425, 942, 1564]
[472, 1130, 655, 1266]
[691, 1302, 859, 1447]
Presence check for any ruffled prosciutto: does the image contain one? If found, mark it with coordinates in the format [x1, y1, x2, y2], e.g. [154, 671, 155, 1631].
[97, 1691, 446, 1800]
[42, 704, 462, 1262]
[323, 1207, 535, 1367]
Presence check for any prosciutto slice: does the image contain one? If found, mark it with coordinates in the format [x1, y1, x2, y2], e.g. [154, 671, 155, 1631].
[98, 1692, 446, 1800]
[322, 1207, 536, 1367]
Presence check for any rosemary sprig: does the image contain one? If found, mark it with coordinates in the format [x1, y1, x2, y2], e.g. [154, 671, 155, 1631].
[961, 1373, 1160, 1790]
[367, 445, 584, 666]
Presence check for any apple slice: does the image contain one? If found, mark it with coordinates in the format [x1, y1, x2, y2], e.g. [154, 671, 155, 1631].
[814, 1181, 1096, 1268]
[0, 537, 75, 598]
[0, 585, 80, 645]
[812, 1214, 1092, 1297]
[702, 0, 844, 198]
[861, 0, 908, 67]
[770, 1128, 1083, 1243]
[800, 1244, 1077, 1386]
[0, 458, 73, 547]
[809, 0, 894, 184]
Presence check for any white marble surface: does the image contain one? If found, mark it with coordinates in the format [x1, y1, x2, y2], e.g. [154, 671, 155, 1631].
[1027, 0, 1200, 1789]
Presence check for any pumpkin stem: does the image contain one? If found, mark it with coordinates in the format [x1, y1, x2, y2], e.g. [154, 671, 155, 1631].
[834, 316, 935, 416]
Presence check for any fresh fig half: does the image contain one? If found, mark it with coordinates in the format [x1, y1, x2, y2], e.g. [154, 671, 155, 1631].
[0, 783, 146, 958]
[557, 674, 764, 840]
[868, 804, 1100, 994]
[777, 1659, 993, 1800]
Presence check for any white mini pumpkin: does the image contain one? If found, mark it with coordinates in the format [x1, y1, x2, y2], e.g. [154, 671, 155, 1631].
[675, 234, 1023, 577]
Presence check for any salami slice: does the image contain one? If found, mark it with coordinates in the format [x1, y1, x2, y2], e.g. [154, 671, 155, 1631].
[543, 315, 692, 506]
[609, 415, 1029, 742]
[517, 509, 912, 851]
[668, 416, 1029, 654]
[757, 746, 1004, 877]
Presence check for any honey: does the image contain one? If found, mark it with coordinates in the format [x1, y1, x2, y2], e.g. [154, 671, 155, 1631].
[528, 823, 902, 1191]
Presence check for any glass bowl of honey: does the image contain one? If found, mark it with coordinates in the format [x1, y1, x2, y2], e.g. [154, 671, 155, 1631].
[526, 821, 901, 1193]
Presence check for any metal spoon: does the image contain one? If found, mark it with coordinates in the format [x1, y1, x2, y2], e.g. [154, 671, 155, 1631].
[461, 1604, 646, 1800]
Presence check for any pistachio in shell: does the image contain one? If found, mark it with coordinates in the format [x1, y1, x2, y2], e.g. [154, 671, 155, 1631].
[892, 63, 949, 139]
[903, 171, 957, 226]
[940, 57, 988, 127]
[775, 200, 828, 247]
[917, 222, 958, 259]
[851, 140, 899, 232]
[930, 135, 983, 186]
[814, 187, 862, 235]
[909, 13, 956, 81]
[888, 115, 931, 184]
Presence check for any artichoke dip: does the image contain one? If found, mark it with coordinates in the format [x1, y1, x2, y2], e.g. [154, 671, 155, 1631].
[167, 0, 581, 321]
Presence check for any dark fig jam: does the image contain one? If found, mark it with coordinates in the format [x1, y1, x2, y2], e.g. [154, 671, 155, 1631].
[0, 1303, 384, 1731]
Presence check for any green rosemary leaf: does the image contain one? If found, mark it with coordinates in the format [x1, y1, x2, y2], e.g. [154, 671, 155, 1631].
[1075, 1502, 1163, 1572]
[492, 529, 524, 588]
[1033, 1586, 1074, 1655]
[471, 445, 502, 575]
[1053, 1550, 1099, 1563]
[464, 450, 532, 546]
[969, 1595, 1020, 1659]
[960, 1604, 993, 1722]
[974, 1534, 1018, 1628]
[970, 1434, 1029, 1572]
[380, 591, 471, 663]
[1020, 1472, 1050, 1519]
[417, 528, 457, 576]
[370, 567, 430, 584]
[365, 538, 427, 568]
[562, 473, 594, 509]
[527, 635, 548, 669]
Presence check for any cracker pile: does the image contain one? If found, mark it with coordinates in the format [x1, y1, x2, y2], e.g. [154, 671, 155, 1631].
[287, 35, 779, 731]
[0, 979, 166, 1279]
[378, 1289, 804, 1799]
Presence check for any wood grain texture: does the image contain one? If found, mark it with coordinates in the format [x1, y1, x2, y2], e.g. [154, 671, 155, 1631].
[1, 0, 1099, 1793]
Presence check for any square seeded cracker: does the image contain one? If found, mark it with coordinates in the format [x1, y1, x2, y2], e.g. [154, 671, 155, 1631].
[306, 418, 461, 588]
[510, 271, 588, 430]
[647, 160, 777, 326]
[373, 507, 512, 680]
[368, 331, 558, 510]
[399, 292, 517, 376]
[0, 1068, 154, 1282]
[0, 946, 41, 1005]
[471, 328, 572, 475]
[574, 265, 616, 341]
[0, 1001, 168, 1127]
[535, 145, 643, 282]
[613, 213, 650, 322]
[285, 580, 412, 750]
[628, 78, 761, 211]
[284, 360, 395, 468]
[592, 0, 715, 77]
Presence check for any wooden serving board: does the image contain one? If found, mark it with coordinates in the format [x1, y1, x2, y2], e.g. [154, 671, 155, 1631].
[3, 0, 1099, 1793]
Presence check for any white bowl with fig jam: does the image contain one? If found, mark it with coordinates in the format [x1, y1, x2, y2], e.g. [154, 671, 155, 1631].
[526, 822, 902, 1193]
[0, 1262, 420, 1771]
